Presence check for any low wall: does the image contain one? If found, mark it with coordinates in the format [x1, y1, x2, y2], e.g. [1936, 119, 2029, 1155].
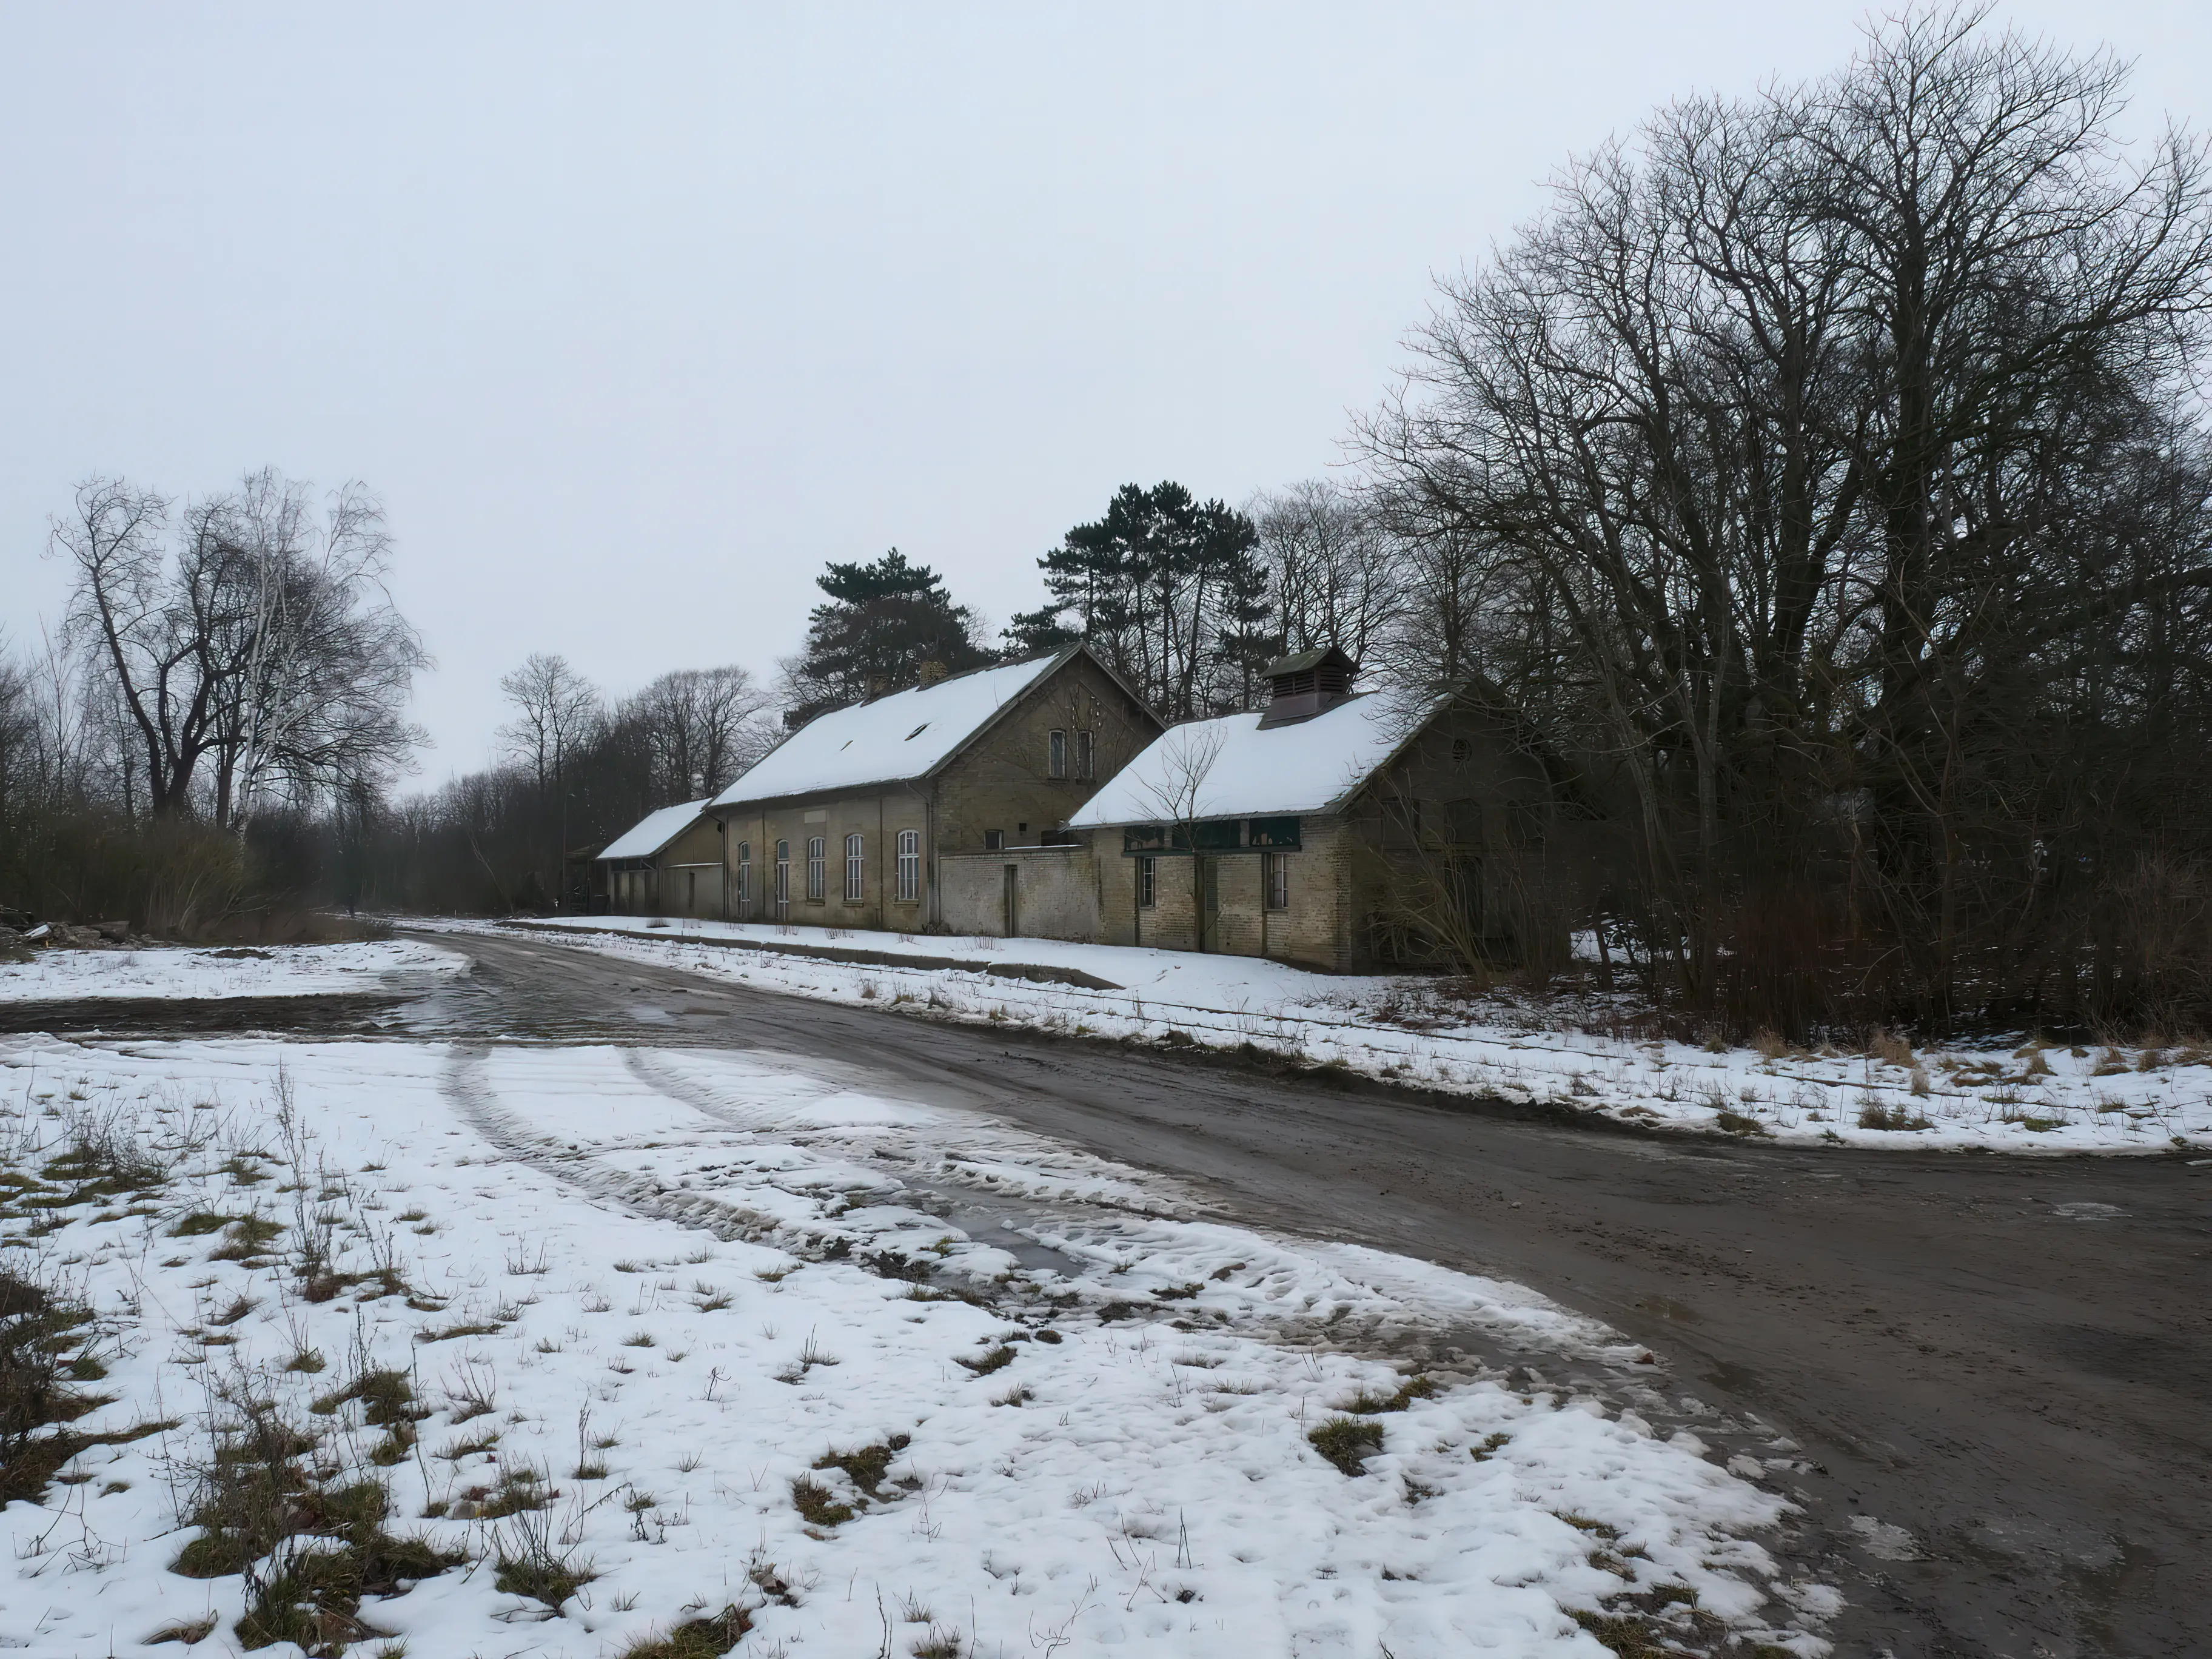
[939, 845, 1100, 942]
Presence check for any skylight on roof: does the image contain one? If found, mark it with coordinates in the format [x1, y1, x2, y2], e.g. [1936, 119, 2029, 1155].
[905, 723, 929, 740]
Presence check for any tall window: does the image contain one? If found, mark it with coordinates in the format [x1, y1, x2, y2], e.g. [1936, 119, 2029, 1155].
[844, 833, 864, 902]
[1048, 729, 1067, 779]
[1078, 729, 1094, 780]
[1264, 852, 1289, 910]
[773, 840, 789, 908]
[1137, 856, 1156, 909]
[736, 842, 751, 909]
[895, 829, 920, 902]
[806, 836, 826, 900]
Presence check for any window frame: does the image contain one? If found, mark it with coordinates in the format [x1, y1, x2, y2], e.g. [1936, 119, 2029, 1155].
[1077, 728, 1094, 780]
[843, 832, 865, 902]
[895, 829, 920, 902]
[806, 836, 826, 902]
[1137, 855, 1156, 909]
[736, 842, 751, 908]
[1264, 851, 1290, 911]
[773, 840, 790, 907]
[1048, 729, 1067, 779]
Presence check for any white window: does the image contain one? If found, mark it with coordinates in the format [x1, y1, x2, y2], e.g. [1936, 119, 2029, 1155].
[774, 840, 789, 908]
[896, 829, 920, 902]
[1048, 729, 1067, 779]
[844, 833, 864, 901]
[806, 836, 826, 901]
[1137, 856, 1156, 909]
[1078, 729, 1094, 780]
[1264, 852, 1289, 910]
[736, 842, 750, 908]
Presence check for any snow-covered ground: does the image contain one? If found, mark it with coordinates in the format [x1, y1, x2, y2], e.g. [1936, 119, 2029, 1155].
[1, 1034, 1836, 1657]
[432, 916, 2212, 1156]
[0, 939, 464, 1004]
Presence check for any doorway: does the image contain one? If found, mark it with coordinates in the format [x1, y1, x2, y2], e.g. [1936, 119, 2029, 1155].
[1002, 863, 1020, 937]
[1197, 856, 1219, 951]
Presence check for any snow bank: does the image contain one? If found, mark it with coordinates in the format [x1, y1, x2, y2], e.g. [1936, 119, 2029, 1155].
[0, 1035, 1834, 1657]
[438, 916, 2212, 1155]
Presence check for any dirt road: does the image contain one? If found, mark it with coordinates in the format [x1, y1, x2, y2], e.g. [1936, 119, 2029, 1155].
[202, 930, 2212, 1651]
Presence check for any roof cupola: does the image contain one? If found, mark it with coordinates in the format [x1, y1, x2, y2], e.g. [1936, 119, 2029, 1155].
[1257, 646, 1356, 728]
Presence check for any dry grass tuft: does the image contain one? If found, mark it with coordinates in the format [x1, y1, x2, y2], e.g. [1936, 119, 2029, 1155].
[619, 1604, 754, 1658]
[1307, 1415, 1385, 1476]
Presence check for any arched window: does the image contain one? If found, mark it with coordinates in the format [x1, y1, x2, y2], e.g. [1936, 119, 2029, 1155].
[895, 829, 920, 902]
[806, 836, 826, 901]
[844, 833, 864, 902]
[774, 840, 790, 908]
[736, 842, 751, 909]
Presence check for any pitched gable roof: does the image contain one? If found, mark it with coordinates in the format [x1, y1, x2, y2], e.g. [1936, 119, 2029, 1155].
[1068, 691, 1439, 826]
[595, 799, 712, 862]
[709, 648, 1075, 811]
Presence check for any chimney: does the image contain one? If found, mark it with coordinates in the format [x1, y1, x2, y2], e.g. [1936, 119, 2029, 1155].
[1258, 647, 1356, 728]
[916, 660, 949, 688]
[864, 673, 891, 701]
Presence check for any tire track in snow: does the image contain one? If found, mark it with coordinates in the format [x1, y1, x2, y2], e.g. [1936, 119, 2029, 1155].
[619, 1045, 1205, 1224]
[439, 1044, 803, 1251]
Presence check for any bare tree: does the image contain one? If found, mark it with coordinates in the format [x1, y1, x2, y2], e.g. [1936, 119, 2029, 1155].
[1124, 722, 1228, 929]
[1360, 4, 2212, 1027]
[620, 666, 774, 800]
[54, 471, 426, 827]
[1249, 480, 1403, 668]
[499, 653, 603, 908]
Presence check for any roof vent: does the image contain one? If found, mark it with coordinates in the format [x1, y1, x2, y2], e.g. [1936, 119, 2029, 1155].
[1258, 646, 1356, 728]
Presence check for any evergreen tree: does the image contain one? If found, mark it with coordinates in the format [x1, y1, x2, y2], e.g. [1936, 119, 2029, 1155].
[787, 549, 987, 717]
[1010, 483, 1271, 719]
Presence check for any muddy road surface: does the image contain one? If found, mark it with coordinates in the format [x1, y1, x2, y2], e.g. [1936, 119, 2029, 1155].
[35, 927, 2211, 1654]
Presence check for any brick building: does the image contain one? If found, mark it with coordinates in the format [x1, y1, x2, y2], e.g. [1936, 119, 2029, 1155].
[594, 799, 725, 917]
[1066, 649, 1583, 972]
[706, 645, 1159, 932]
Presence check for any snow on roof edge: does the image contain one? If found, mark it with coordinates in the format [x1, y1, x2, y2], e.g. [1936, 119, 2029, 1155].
[1068, 690, 1441, 828]
[595, 799, 713, 862]
[706, 648, 1076, 811]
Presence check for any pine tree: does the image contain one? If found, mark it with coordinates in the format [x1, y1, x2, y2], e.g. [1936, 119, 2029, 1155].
[788, 549, 987, 716]
[1011, 483, 1270, 719]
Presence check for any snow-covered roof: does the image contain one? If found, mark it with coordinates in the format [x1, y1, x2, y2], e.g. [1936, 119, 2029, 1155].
[710, 651, 1069, 810]
[595, 799, 712, 862]
[1069, 692, 1433, 827]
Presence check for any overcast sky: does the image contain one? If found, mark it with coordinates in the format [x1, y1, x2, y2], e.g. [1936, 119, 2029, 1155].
[2, 2, 2204, 788]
